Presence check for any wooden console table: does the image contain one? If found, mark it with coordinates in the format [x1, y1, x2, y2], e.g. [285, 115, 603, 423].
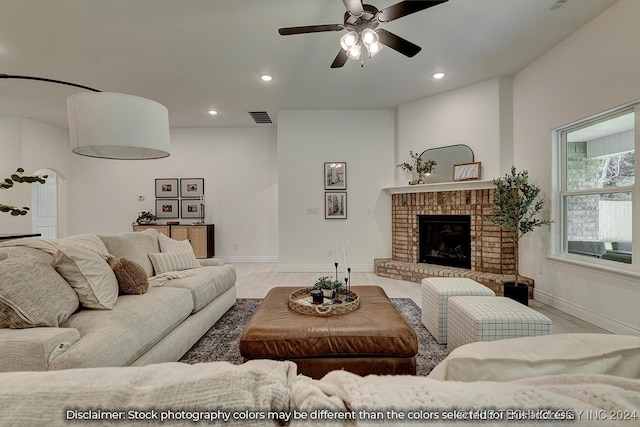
[133, 224, 214, 258]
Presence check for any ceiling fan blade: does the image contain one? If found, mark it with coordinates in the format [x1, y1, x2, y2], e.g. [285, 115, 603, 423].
[378, 0, 448, 23]
[278, 24, 343, 36]
[331, 50, 348, 68]
[376, 29, 421, 57]
[342, 0, 364, 17]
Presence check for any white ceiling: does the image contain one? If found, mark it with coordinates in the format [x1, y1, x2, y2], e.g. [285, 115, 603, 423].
[0, 0, 618, 130]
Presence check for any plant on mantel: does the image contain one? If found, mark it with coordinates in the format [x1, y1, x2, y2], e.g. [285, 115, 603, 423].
[0, 168, 47, 216]
[397, 150, 436, 184]
[490, 166, 553, 303]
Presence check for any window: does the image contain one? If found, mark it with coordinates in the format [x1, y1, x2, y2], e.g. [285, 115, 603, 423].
[557, 103, 637, 268]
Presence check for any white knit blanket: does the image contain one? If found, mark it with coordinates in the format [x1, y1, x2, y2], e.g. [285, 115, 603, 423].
[148, 270, 195, 287]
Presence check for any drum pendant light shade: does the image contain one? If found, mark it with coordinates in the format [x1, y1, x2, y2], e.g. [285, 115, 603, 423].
[67, 92, 170, 160]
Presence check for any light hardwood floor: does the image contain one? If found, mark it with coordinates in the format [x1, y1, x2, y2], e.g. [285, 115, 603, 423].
[233, 262, 610, 335]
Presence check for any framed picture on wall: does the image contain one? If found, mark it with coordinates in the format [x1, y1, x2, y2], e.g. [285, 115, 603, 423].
[155, 199, 179, 218]
[155, 178, 179, 198]
[325, 192, 347, 219]
[324, 162, 346, 190]
[181, 199, 204, 219]
[453, 162, 481, 182]
[180, 178, 204, 198]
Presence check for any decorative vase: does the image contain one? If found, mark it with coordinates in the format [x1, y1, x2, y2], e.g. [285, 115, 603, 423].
[410, 172, 419, 185]
[322, 289, 336, 298]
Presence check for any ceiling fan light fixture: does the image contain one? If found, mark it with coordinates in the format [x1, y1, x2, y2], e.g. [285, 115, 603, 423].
[366, 41, 383, 57]
[346, 43, 362, 60]
[340, 31, 359, 51]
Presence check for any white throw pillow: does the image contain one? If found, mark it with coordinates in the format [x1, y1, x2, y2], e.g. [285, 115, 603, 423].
[0, 250, 79, 328]
[148, 250, 200, 274]
[54, 245, 119, 310]
[158, 232, 193, 253]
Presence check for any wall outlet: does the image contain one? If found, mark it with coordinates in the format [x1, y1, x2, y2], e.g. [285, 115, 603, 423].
[306, 207, 319, 215]
[328, 249, 333, 258]
[233, 243, 238, 250]
[538, 264, 544, 275]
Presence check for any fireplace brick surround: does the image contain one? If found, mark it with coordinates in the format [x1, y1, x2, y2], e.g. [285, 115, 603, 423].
[375, 187, 533, 297]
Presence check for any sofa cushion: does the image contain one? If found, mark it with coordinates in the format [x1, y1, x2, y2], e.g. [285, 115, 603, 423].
[107, 257, 149, 295]
[0, 251, 79, 328]
[50, 286, 193, 369]
[158, 232, 193, 253]
[428, 333, 640, 381]
[99, 229, 160, 277]
[163, 264, 236, 313]
[148, 250, 200, 274]
[54, 245, 118, 310]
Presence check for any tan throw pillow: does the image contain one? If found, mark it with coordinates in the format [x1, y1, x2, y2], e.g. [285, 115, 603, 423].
[107, 257, 149, 295]
[0, 251, 79, 328]
[54, 245, 118, 309]
[148, 250, 200, 274]
[158, 232, 193, 253]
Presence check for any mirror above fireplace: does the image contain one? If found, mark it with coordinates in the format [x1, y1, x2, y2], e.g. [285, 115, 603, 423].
[419, 144, 474, 184]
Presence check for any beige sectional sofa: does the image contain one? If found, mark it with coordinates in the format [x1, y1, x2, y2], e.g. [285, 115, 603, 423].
[0, 229, 236, 371]
[0, 334, 638, 426]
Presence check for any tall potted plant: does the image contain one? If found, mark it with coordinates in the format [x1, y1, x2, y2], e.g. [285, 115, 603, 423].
[490, 166, 553, 305]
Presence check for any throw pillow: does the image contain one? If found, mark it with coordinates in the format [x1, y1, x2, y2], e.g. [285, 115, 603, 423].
[148, 250, 200, 275]
[158, 232, 194, 253]
[107, 257, 149, 295]
[0, 251, 79, 328]
[54, 245, 119, 310]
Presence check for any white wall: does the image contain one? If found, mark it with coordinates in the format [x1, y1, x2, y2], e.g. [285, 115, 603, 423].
[0, 117, 70, 235]
[278, 110, 394, 272]
[396, 77, 513, 185]
[69, 127, 278, 262]
[513, 0, 640, 334]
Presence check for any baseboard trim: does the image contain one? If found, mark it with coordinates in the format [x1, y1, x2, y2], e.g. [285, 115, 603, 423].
[534, 289, 639, 335]
[277, 264, 374, 273]
[223, 256, 279, 263]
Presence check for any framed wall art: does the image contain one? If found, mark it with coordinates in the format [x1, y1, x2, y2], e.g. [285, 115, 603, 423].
[155, 178, 179, 198]
[325, 192, 347, 219]
[324, 162, 346, 190]
[453, 161, 481, 182]
[181, 199, 204, 219]
[180, 178, 204, 198]
[155, 199, 179, 219]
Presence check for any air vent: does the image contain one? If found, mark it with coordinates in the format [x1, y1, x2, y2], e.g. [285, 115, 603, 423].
[550, 0, 569, 11]
[248, 111, 272, 124]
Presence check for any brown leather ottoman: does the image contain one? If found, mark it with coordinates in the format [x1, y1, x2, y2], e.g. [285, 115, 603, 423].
[239, 286, 418, 379]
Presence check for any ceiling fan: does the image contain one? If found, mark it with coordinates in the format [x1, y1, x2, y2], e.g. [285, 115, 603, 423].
[278, 0, 448, 68]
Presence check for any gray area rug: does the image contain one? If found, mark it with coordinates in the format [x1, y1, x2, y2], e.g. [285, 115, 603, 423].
[180, 298, 449, 376]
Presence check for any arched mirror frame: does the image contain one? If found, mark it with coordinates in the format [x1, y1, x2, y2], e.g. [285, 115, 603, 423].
[419, 144, 475, 184]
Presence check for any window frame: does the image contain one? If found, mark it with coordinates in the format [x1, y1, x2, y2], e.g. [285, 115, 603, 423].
[552, 101, 639, 276]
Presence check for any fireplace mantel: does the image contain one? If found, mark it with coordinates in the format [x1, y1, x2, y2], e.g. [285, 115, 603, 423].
[383, 179, 494, 195]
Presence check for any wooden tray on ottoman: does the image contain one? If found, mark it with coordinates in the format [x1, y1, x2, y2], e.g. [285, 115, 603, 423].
[240, 286, 418, 379]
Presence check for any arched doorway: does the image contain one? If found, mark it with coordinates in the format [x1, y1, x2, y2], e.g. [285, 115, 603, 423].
[31, 168, 66, 239]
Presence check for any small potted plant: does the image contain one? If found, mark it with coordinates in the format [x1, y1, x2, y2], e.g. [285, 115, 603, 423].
[490, 166, 553, 305]
[136, 210, 158, 225]
[311, 276, 343, 298]
[397, 150, 436, 184]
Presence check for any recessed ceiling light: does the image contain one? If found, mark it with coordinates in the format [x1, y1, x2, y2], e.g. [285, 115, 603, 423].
[432, 72, 446, 80]
[208, 110, 218, 116]
[259, 74, 273, 82]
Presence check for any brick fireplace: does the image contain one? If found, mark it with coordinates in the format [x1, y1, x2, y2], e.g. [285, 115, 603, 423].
[375, 184, 533, 295]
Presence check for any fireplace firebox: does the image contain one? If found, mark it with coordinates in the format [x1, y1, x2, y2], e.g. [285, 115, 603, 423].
[419, 215, 471, 269]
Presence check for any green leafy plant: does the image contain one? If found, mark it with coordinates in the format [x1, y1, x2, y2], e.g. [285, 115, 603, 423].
[490, 166, 553, 287]
[397, 150, 436, 181]
[0, 168, 47, 216]
[311, 276, 343, 291]
[136, 210, 159, 224]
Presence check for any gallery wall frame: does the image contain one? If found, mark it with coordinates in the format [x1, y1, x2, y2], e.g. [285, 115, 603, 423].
[155, 199, 179, 219]
[453, 161, 482, 182]
[324, 162, 346, 190]
[180, 178, 204, 198]
[155, 178, 179, 198]
[325, 192, 347, 219]
[181, 199, 204, 219]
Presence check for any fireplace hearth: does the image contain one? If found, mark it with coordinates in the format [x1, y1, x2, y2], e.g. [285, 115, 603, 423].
[419, 214, 471, 269]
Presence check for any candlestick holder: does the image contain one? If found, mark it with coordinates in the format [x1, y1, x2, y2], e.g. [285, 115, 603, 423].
[334, 262, 339, 282]
[345, 268, 354, 302]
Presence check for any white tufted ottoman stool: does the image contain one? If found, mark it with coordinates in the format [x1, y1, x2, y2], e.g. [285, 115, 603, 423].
[447, 296, 553, 351]
[421, 277, 495, 344]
